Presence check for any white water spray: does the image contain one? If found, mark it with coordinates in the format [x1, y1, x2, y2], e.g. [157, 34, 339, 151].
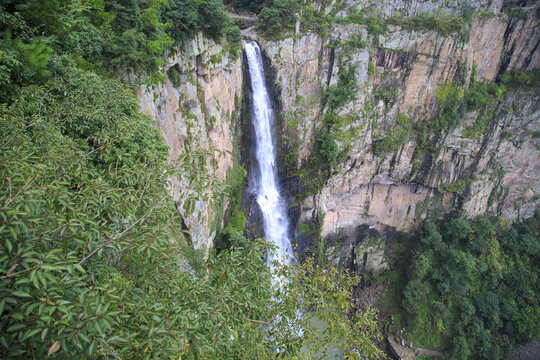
[244, 41, 294, 270]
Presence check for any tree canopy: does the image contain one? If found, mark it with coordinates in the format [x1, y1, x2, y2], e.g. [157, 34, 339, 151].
[0, 0, 239, 104]
[402, 215, 540, 359]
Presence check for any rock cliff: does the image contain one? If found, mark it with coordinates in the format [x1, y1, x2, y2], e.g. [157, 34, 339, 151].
[245, 0, 539, 262]
[129, 1, 539, 256]
[127, 34, 244, 250]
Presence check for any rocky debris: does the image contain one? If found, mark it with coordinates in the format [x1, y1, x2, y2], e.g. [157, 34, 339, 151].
[229, 13, 258, 29]
[388, 335, 444, 360]
[354, 283, 386, 308]
[511, 339, 540, 360]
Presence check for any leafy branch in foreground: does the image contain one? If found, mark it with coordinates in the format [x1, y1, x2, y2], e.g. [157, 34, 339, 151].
[271, 257, 385, 359]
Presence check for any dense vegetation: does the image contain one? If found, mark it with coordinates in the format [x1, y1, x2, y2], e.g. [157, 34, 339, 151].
[227, 0, 264, 12]
[257, 1, 476, 39]
[401, 216, 539, 359]
[0, 1, 385, 358]
[257, 0, 300, 37]
[0, 0, 240, 103]
[373, 66, 540, 157]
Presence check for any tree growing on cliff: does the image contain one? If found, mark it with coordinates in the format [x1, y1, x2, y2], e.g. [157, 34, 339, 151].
[316, 132, 339, 163]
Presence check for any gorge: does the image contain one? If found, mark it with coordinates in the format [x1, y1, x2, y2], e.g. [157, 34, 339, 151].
[134, 1, 539, 357]
[1, 0, 538, 358]
[133, 1, 540, 357]
[137, 0, 539, 276]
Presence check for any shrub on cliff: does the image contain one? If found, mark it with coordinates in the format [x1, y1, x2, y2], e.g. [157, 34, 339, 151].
[388, 11, 468, 38]
[323, 66, 357, 111]
[316, 132, 339, 164]
[431, 82, 465, 133]
[373, 113, 414, 154]
[500, 69, 540, 88]
[343, 6, 388, 36]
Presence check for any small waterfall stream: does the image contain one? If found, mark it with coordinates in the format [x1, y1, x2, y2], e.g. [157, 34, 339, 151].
[244, 41, 295, 271]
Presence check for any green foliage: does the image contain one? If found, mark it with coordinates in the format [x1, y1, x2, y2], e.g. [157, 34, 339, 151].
[343, 36, 368, 55]
[324, 111, 340, 126]
[14, 39, 52, 77]
[388, 11, 468, 39]
[0, 62, 174, 358]
[500, 69, 540, 88]
[61, 18, 104, 60]
[230, 0, 264, 12]
[466, 81, 505, 111]
[323, 66, 357, 111]
[166, 65, 181, 87]
[0, 0, 240, 84]
[197, 0, 229, 39]
[0, 58, 384, 358]
[460, 3, 477, 24]
[316, 132, 339, 163]
[476, 11, 496, 19]
[402, 216, 540, 359]
[431, 82, 465, 133]
[373, 81, 399, 107]
[257, 0, 300, 37]
[367, 61, 376, 76]
[0, 16, 54, 102]
[462, 73, 508, 139]
[215, 202, 247, 253]
[439, 179, 471, 194]
[164, 0, 200, 43]
[225, 24, 242, 58]
[225, 163, 247, 206]
[374, 113, 414, 154]
[300, 3, 334, 35]
[503, 7, 529, 20]
[214, 163, 247, 252]
[0, 1, 387, 358]
[214, 221, 247, 252]
[275, 257, 385, 359]
[340, 6, 388, 36]
[228, 206, 247, 231]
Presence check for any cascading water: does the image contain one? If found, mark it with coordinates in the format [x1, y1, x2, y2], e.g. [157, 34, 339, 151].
[244, 41, 295, 271]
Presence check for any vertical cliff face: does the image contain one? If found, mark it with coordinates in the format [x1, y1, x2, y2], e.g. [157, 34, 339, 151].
[246, 1, 540, 249]
[126, 1, 539, 252]
[129, 34, 243, 249]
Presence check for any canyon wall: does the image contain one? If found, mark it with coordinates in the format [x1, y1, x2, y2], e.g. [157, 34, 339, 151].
[127, 0, 539, 254]
[127, 34, 244, 249]
[245, 0, 540, 256]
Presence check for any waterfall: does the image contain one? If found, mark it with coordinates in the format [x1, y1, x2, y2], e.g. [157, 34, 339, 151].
[244, 41, 294, 270]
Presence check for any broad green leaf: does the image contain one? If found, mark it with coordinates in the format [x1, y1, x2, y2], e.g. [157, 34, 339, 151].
[11, 290, 31, 298]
